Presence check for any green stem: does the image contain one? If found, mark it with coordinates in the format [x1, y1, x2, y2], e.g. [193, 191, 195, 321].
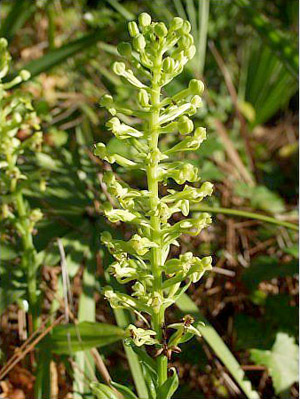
[15, 191, 39, 331]
[146, 59, 168, 391]
[192, 205, 299, 231]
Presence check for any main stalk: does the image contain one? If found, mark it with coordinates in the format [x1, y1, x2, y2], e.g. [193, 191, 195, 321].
[147, 58, 168, 389]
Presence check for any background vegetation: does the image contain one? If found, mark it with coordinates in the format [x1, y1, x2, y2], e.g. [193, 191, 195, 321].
[0, 1, 298, 398]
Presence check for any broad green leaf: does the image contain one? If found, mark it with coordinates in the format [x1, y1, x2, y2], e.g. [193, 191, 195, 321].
[157, 368, 179, 399]
[48, 321, 125, 354]
[250, 333, 299, 394]
[0, 243, 18, 260]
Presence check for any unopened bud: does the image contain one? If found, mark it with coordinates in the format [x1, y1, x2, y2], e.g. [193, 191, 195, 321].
[128, 21, 139, 37]
[185, 45, 196, 59]
[100, 94, 114, 107]
[138, 12, 151, 28]
[113, 61, 126, 75]
[162, 57, 175, 73]
[178, 116, 194, 135]
[117, 42, 132, 57]
[191, 95, 202, 107]
[20, 69, 30, 81]
[0, 38, 8, 49]
[189, 79, 204, 96]
[179, 34, 194, 49]
[170, 17, 183, 31]
[133, 34, 146, 51]
[154, 22, 168, 38]
[180, 20, 191, 34]
[138, 89, 149, 107]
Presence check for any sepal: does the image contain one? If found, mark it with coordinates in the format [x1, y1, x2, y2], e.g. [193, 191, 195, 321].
[126, 324, 158, 346]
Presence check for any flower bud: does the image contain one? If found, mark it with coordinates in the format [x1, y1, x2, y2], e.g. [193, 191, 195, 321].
[191, 95, 202, 108]
[138, 12, 151, 28]
[133, 34, 146, 51]
[20, 69, 30, 81]
[185, 45, 196, 59]
[0, 38, 8, 49]
[154, 22, 168, 38]
[179, 34, 194, 49]
[128, 21, 139, 37]
[189, 79, 204, 96]
[170, 17, 183, 31]
[138, 89, 149, 107]
[162, 57, 175, 73]
[112, 61, 126, 75]
[178, 116, 194, 135]
[180, 20, 191, 34]
[100, 94, 113, 107]
[30, 208, 43, 223]
[117, 42, 132, 57]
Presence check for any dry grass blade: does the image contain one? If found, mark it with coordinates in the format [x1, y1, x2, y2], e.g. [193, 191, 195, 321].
[209, 41, 256, 174]
[0, 315, 64, 380]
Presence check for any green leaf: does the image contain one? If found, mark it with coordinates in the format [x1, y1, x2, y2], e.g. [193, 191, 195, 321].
[157, 368, 179, 399]
[235, 0, 298, 79]
[191, 205, 299, 231]
[242, 40, 297, 125]
[234, 183, 285, 214]
[48, 321, 125, 354]
[110, 381, 138, 399]
[90, 382, 119, 399]
[10, 30, 106, 80]
[250, 333, 299, 394]
[176, 293, 259, 399]
[0, 0, 36, 41]
[0, 243, 18, 260]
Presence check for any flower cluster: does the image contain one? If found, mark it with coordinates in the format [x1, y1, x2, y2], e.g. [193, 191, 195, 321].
[95, 13, 213, 393]
[0, 38, 44, 329]
[0, 38, 43, 221]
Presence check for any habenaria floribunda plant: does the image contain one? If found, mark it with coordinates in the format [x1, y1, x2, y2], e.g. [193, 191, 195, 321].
[0, 38, 43, 331]
[93, 14, 213, 399]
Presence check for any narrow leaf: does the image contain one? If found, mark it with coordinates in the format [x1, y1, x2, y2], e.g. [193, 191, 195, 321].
[176, 293, 260, 399]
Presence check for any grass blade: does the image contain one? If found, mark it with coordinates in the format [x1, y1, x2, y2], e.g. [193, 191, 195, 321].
[235, 0, 298, 79]
[176, 293, 260, 399]
[105, 0, 135, 20]
[173, 0, 187, 20]
[191, 205, 299, 231]
[197, 0, 210, 75]
[0, 0, 36, 41]
[11, 30, 106, 80]
[186, 0, 197, 40]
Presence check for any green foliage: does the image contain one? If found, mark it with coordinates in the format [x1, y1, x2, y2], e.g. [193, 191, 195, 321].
[250, 333, 299, 394]
[47, 321, 125, 354]
[0, 38, 44, 327]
